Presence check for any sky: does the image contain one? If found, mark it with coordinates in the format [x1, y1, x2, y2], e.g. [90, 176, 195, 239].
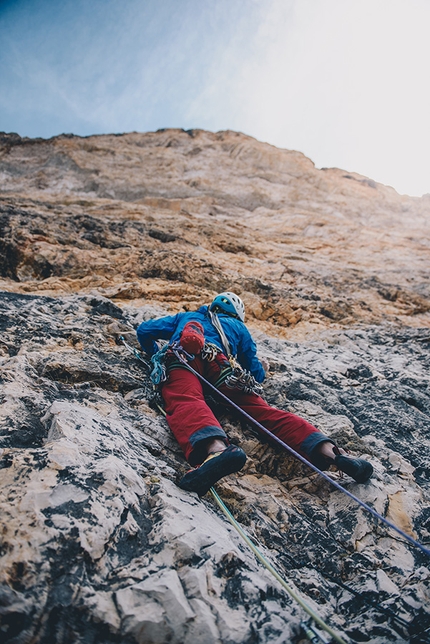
[1, 0, 429, 197]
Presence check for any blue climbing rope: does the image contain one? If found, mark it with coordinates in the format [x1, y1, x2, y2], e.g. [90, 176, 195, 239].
[171, 347, 430, 558]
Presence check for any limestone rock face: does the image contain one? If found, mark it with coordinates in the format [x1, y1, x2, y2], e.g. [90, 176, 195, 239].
[0, 130, 429, 643]
[0, 129, 429, 333]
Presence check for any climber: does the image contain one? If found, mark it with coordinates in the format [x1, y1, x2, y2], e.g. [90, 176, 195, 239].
[136, 292, 373, 496]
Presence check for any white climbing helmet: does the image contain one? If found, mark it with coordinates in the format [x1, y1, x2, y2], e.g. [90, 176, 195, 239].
[210, 292, 245, 322]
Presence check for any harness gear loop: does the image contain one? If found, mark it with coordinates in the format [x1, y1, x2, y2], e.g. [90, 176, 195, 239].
[120, 337, 423, 640]
[208, 310, 263, 396]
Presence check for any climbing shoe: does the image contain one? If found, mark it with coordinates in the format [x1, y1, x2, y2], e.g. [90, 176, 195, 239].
[178, 445, 247, 496]
[334, 455, 373, 483]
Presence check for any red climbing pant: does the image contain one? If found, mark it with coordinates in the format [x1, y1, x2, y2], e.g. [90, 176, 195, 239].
[161, 355, 329, 466]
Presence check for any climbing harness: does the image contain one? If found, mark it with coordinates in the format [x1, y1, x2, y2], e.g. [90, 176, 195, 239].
[121, 334, 430, 557]
[120, 335, 428, 643]
[138, 375, 346, 642]
[208, 310, 263, 395]
[171, 346, 430, 559]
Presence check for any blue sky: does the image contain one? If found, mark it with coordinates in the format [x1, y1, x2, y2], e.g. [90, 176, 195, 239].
[1, 0, 429, 196]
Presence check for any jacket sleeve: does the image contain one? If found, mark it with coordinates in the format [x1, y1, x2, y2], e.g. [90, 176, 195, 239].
[136, 313, 183, 356]
[236, 326, 266, 383]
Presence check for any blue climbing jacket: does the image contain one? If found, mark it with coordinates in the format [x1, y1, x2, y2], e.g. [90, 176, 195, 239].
[136, 305, 266, 383]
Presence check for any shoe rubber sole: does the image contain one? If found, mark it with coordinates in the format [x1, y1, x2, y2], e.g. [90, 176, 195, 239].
[178, 445, 246, 496]
[334, 455, 373, 483]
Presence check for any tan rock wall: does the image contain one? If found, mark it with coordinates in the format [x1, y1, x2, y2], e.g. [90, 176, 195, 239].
[0, 130, 429, 643]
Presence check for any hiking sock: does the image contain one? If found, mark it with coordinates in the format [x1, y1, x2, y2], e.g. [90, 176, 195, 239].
[334, 455, 373, 483]
[178, 445, 247, 496]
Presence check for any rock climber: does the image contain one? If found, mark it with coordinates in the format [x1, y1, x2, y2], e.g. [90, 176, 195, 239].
[136, 291, 373, 496]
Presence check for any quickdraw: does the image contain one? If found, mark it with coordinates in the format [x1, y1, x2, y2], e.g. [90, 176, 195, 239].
[120, 335, 428, 644]
[171, 346, 430, 559]
[201, 341, 221, 362]
[223, 363, 264, 396]
[207, 310, 264, 395]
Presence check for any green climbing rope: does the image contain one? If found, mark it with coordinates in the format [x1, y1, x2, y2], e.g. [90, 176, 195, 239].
[120, 336, 348, 640]
[150, 395, 347, 642]
[210, 487, 348, 644]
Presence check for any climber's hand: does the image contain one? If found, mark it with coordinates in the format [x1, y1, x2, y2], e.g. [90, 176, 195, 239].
[261, 358, 270, 373]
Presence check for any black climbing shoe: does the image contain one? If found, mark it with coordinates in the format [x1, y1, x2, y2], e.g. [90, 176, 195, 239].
[178, 445, 247, 496]
[334, 455, 373, 483]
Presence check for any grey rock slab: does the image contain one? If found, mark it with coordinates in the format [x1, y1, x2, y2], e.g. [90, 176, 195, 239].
[0, 292, 429, 643]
